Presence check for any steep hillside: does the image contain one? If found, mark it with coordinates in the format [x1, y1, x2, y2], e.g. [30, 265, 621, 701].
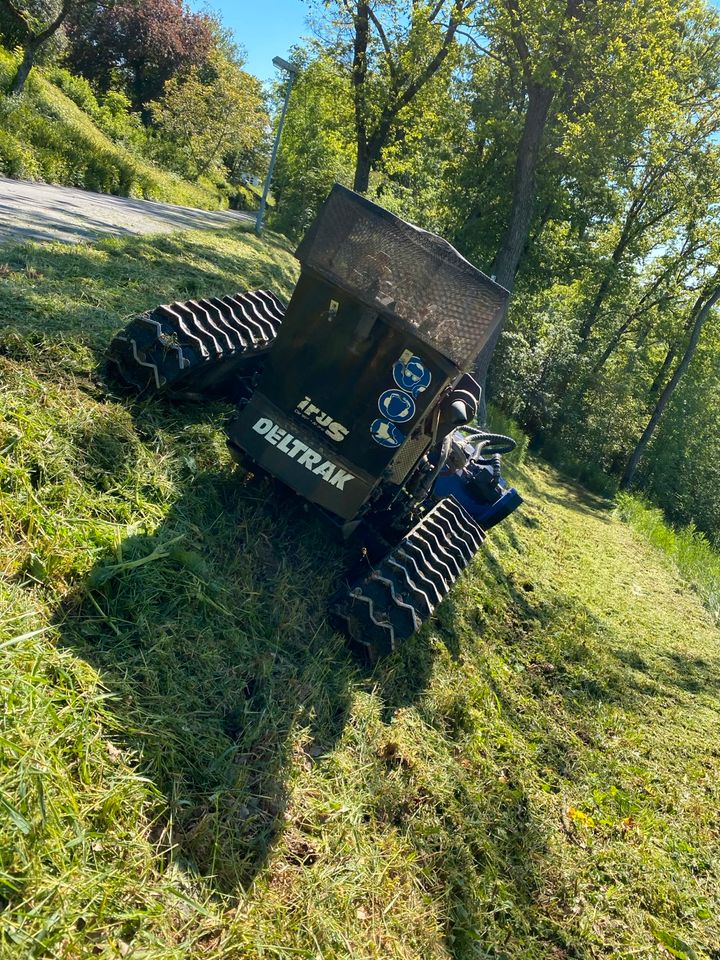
[0, 47, 221, 210]
[1, 226, 719, 959]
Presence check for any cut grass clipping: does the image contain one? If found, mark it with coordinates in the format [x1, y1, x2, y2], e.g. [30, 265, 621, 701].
[1, 225, 720, 958]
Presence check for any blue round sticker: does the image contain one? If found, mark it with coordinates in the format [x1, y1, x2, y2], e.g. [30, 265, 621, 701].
[370, 418, 405, 448]
[393, 355, 432, 397]
[378, 389, 416, 423]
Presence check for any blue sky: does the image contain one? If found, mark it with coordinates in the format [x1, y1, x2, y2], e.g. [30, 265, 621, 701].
[193, 0, 312, 84]
[197, 0, 720, 85]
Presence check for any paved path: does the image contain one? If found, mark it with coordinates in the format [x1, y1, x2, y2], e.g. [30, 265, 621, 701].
[0, 177, 253, 246]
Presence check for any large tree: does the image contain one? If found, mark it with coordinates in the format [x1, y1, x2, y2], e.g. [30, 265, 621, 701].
[149, 51, 266, 181]
[66, 0, 215, 113]
[0, 0, 95, 93]
[315, 0, 476, 193]
[621, 278, 720, 489]
[468, 0, 697, 389]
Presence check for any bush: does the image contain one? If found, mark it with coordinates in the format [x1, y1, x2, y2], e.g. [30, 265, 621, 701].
[486, 403, 529, 466]
[0, 127, 41, 179]
[47, 67, 100, 115]
[94, 91, 146, 150]
[539, 435, 619, 498]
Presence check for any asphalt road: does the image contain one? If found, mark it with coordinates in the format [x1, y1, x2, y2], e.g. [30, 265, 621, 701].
[0, 176, 253, 246]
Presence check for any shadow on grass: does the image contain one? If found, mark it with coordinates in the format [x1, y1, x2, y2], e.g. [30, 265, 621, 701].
[52, 452, 441, 893]
[517, 462, 615, 523]
[0, 225, 297, 347]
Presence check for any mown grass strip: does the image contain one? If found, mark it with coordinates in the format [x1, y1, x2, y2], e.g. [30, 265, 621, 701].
[617, 492, 720, 622]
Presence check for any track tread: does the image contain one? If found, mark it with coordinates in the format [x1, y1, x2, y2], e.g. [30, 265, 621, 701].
[107, 288, 286, 395]
[333, 496, 485, 656]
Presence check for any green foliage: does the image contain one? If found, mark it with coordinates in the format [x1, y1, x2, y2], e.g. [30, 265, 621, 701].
[149, 50, 266, 182]
[93, 90, 147, 150]
[48, 66, 147, 149]
[486, 402, 529, 466]
[0, 45, 221, 207]
[270, 51, 356, 240]
[312, 0, 473, 192]
[47, 65, 99, 113]
[0, 123, 41, 178]
[538, 436, 620, 499]
[489, 278, 587, 434]
[638, 323, 720, 543]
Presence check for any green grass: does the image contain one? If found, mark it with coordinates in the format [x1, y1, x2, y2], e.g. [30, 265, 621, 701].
[617, 493, 720, 625]
[1, 226, 720, 959]
[0, 46, 222, 209]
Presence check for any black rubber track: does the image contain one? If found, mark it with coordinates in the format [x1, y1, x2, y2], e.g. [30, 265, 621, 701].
[107, 289, 286, 396]
[332, 496, 485, 657]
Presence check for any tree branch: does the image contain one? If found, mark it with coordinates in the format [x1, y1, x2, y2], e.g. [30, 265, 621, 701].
[35, 0, 72, 45]
[456, 28, 511, 67]
[366, 4, 396, 79]
[0, 0, 34, 34]
[503, 0, 531, 83]
[428, 0, 447, 23]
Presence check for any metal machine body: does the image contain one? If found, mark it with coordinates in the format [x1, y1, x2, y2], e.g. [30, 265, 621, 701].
[107, 184, 523, 656]
[226, 271, 458, 522]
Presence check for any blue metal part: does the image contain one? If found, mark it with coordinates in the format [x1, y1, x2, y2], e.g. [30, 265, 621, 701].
[431, 472, 523, 530]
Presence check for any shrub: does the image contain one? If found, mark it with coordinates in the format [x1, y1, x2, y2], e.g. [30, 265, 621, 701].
[94, 91, 146, 150]
[48, 67, 100, 115]
[539, 435, 618, 498]
[0, 128, 41, 180]
[486, 404, 529, 466]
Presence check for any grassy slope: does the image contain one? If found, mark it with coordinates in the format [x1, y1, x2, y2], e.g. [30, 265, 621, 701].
[618, 494, 720, 625]
[0, 47, 221, 210]
[0, 227, 719, 960]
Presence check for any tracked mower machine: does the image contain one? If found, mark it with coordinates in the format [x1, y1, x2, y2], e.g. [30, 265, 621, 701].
[107, 185, 522, 656]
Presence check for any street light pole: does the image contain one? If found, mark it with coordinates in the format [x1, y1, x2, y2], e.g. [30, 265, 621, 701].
[255, 56, 298, 236]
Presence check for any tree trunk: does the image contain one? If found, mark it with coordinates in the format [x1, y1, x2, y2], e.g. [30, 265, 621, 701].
[620, 284, 720, 489]
[353, 145, 372, 193]
[350, 0, 370, 193]
[649, 287, 708, 393]
[578, 241, 629, 342]
[10, 40, 39, 95]
[349, 0, 462, 194]
[5, 0, 72, 96]
[473, 81, 554, 395]
[490, 82, 554, 291]
[576, 171, 680, 344]
[592, 262, 684, 377]
[589, 314, 635, 375]
[649, 343, 677, 395]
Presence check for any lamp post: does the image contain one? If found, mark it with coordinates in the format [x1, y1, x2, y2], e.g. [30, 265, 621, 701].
[255, 55, 299, 236]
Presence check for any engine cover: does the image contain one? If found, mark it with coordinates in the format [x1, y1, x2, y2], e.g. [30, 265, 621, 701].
[228, 393, 376, 519]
